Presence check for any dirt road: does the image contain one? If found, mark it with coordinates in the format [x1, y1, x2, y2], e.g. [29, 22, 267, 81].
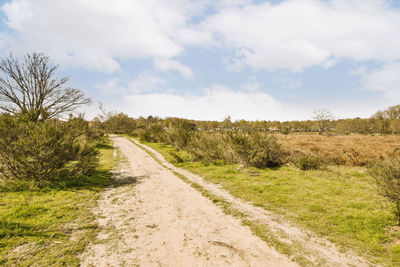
[81, 136, 296, 266]
[132, 139, 370, 267]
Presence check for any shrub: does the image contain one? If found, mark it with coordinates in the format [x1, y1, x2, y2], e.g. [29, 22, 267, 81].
[166, 120, 196, 149]
[169, 151, 184, 164]
[297, 154, 322, 170]
[101, 113, 136, 134]
[0, 115, 98, 187]
[370, 156, 400, 225]
[230, 132, 285, 168]
[139, 130, 153, 142]
[139, 124, 166, 143]
[186, 133, 235, 164]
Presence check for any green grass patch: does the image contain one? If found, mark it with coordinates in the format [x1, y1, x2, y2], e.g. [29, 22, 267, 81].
[141, 140, 400, 266]
[0, 140, 115, 266]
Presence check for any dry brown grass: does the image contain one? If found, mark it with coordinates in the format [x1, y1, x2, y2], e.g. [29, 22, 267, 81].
[276, 133, 400, 166]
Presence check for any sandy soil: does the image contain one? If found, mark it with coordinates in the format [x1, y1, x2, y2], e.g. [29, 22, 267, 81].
[80, 136, 296, 267]
[130, 138, 372, 267]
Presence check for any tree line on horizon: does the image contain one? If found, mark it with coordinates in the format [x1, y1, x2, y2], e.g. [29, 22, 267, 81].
[95, 104, 400, 136]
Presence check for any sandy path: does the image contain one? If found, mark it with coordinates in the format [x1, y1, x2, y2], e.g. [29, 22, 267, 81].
[81, 136, 295, 267]
[130, 138, 372, 267]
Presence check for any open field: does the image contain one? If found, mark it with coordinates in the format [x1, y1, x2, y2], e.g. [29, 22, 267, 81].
[277, 133, 400, 166]
[139, 139, 400, 266]
[0, 141, 115, 266]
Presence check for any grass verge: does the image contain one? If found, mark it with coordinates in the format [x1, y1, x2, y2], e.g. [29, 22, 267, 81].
[0, 140, 116, 266]
[136, 139, 400, 266]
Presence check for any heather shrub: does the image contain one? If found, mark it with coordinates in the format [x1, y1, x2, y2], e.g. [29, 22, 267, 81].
[370, 156, 400, 225]
[277, 133, 400, 166]
[297, 154, 322, 170]
[101, 113, 136, 134]
[186, 133, 235, 164]
[230, 132, 285, 168]
[169, 151, 184, 163]
[139, 129, 153, 142]
[0, 115, 98, 186]
[167, 120, 196, 149]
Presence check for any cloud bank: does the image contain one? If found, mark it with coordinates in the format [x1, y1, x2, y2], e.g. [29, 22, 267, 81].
[1, 0, 400, 120]
[1, 0, 211, 72]
[203, 0, 400, 72]
[2, 0, 400, 73]
[122, 84, 284, 121]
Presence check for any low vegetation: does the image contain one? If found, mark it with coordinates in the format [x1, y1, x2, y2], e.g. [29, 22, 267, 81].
[278, 133, 400, 166]
[0, 141, 115, 266]
[96, 108, 400, 265]
[140, 140, 400, 266]
[0, 116, 100, 188]
[97, 109, 400, 168]
[0, 52, 114, 265]
[370, 155, 400, 225]
[296, 154, 322, 170]
[230, 132, 284, 168]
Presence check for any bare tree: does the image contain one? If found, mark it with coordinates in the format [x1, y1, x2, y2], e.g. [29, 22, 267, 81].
[0, 52, 91, 121]
[313, 108, 334, 135]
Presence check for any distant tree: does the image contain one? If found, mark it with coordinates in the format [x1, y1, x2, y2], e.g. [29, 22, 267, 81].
[371, 111, 391, 134]
[313, 108, 334, 135]
[222, 115, 233, 131]
[209, 121, 219, 131]
[386, 105, 400, 120]
[0, 52, 91, 121]
[391, 120, 400, 134]
[370, 105, 400, 134]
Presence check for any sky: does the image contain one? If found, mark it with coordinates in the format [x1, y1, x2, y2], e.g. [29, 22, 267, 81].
[0, 0, 400, 121]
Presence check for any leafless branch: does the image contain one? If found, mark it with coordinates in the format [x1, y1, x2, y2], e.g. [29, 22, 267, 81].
[0, 52, 91, 121]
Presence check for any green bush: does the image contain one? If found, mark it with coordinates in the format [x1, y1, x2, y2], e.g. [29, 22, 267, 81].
[297, 154, 322, 170]
[230, 132, 285, 168]
[187, 133, 235, 165]
[0, 115, 98, 186]
[164, 119, 196, 149]
[139, 124, 166, 143]
[101, 113, 136, 134]
[370, 156, 400, 225]
[169, 151, 184, 163]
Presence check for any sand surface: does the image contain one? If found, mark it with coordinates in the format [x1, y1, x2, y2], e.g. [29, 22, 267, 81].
[80, 136, 296, 266]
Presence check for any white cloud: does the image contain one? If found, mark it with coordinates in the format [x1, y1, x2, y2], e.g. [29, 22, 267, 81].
[0, 0, 210, 72]
[274, 72, 302, 89]
[362, 62, 400, 97]
[127, 73, 165, 93]
[351, 65, 368, 76]
[154, 58, 194, 78]
[241, 76, 261, 92]
[203, 0, 400, 72]
[95, 78, 123, 94]
[95, 73, 164, 94]
[2, 0, 399, 121]
[210, 0, 253, 9]
[91, 80, 388, 121]
[3, 0, 400, 75]
[121, 84, 285, 121]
